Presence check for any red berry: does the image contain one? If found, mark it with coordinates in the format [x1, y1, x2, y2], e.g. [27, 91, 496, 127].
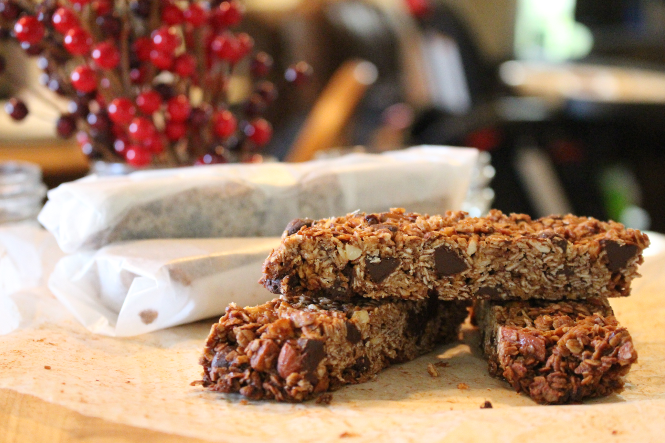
[93, 0, 113, 16]
[14, 16, 45, 44]
[64, 27, 93, 55]
[87, 111, 110, 132]
[189, 106, 210, 127]
[210, 33, 241, 62]
[0, 1, 20, 20]
[70, 65, 97, 92]
[113, 137, 129, 155]
[128, 117, 156, 141]
[107, 97, 136, 124]
[166, 95, 191, 122]
[133, 36, 153, 62]
[210, 1, 243, 28]
[91, 41, 120, 69]
[250, 52, 273, 78]
[173, 53, 196, 77]
[183, 3, 206, 26]
[245, 118, 272, 146]
[404, 0, 432, 18]
[5, 97, 28, 121]
[150, 49, 174, 70]
[56, 114, 77, 138]
[125, 146, 152, 167]
[136, 90, 162, 114]
[52, 7, 79, 34]
[212, 110, 236, 138]
[285, 61, 313, 85]
[165, 121, 187, 141]
[142, 134, 164, 154]
[195, 153, 228, 165]
[151, 26, 180, 53]
[130, 66, 148, 84]
[236, 32, 253, 54]
[161, 3, 184, 25]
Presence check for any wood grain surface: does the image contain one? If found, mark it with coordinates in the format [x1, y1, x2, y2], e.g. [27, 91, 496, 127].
[0, 388, 206, 443]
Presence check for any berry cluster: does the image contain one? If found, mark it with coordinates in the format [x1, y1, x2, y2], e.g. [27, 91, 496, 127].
[0, 0, 311, 167]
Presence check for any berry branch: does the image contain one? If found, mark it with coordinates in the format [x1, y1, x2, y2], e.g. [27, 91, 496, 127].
[0, 0, 312, 168]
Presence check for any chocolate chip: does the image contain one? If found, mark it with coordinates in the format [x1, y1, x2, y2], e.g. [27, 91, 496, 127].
[365, 256, 400, 283]
[407, 291, 439, 335]
[346, 322, 362, 344]
[559, 266, 574, 277]
[352, 356, 370, 373]
[364, 214, 380, 225]
[481, 401, 493, 409]
[434, 246, 469, 276]
[299, 338, 325, 373]
[553, 238, 568, 253]
[263, 278, 283, 294]
[475, 286, 501, 298]
[284, 218, 313, 236]
[139, 309, 158, 325]
[212, 352, 230, 369]
[601, 240, 639, 272]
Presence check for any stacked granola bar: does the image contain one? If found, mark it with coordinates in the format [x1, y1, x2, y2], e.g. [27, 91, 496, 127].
[201, 208, 649, 404]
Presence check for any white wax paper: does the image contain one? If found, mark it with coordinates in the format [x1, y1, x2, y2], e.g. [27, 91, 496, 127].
[39, 146, 478, 253]
[0, 222, 63, 335]
[48, 238, 280, 337]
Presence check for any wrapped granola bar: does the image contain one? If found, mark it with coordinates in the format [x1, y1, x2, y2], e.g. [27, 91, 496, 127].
[48, 238, 280, 336]
[38, 146, 478, 253]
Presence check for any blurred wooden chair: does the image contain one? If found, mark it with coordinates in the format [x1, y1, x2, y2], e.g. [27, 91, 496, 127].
[285, 59, 377, 162]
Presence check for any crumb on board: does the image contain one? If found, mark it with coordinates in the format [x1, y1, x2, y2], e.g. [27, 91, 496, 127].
[481, 400, 493, 409]
[427, 363, 439, 377]
[239, 400, 248, 405]
[457, 383, 469, 390]
[316, 393, 333, 405]
[434, 361, 450, 368]
[44, 366, 51, 370]
[340, 432, 357, 438]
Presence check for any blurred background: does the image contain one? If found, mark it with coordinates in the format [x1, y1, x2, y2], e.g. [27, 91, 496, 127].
[2, 0, 664, 232]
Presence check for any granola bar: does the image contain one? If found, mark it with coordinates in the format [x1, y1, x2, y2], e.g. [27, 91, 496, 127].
[261, 208, 649, 302]
[200, 294, 469, 402]
[476, 297, 637, 404]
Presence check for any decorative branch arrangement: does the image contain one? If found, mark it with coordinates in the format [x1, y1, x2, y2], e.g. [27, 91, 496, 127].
[0, 0, 312, 167]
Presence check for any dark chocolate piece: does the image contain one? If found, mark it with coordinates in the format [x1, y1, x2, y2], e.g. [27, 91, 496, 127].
[434, 246, 469, 276]
[365, 257, 399, 283]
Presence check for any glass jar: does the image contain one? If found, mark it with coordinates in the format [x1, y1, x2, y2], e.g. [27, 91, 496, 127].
[0, 161, 47, 224]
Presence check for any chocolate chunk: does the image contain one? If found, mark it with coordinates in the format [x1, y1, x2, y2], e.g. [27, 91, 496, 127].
[434, 246, 469, 276]
[352, 356, 370, 373]
[601, 240, 639, 272]
[365, 256, 400, 283]
[263, 278, 283, 294]
[346, 322, 362, 344]
[552, 237, 568, 253]
[139, 309, 158, 325]
[559, 266, 574, 277]
[364, 214, 380, 225]
[211, 352, 230, 369]
[407, 291, 439, 336]
[299, 338, 325, 373]
[475, 286, 501, 298]
[284, 218, 313, 236]
[481, 400, 493, 409]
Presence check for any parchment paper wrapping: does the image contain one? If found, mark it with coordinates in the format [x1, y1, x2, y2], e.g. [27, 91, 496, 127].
[0, 234, 663, 442]
[0, 222, 63, 335]
[47, 238, 280, 337]
[38, 146, 478, 253]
